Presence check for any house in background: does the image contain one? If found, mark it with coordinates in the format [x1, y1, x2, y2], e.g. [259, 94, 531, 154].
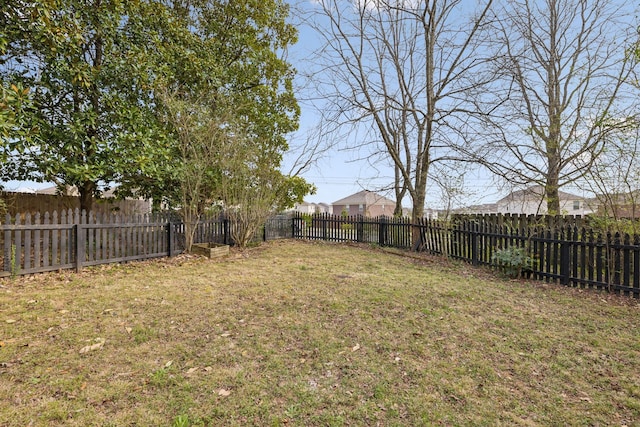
[450, 203, 499, 216]
[589, 190, 640, 218]
[291, 201, 331, 214]
[331, 190, 398, 217]
[2, 185, 151, 216]
[493, 185, 593, 216]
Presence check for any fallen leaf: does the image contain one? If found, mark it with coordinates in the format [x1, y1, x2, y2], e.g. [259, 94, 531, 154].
[218, 388, 231, 397]
[79, 338, 105, 354]
[204, 366, 213, 372]
[125, 327, 132, 334]
[351, 343, 361, 352]
[186, 367, 198, 374]
[164, 360, 173, 368]
[5, 319, 16, 324]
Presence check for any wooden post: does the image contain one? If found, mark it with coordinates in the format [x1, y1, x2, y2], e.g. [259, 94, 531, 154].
[3, 214, 11, 274]
[322, 213, 327, 241]
[167, 220, 174, 257]
[560, 239, 570, 286]
[76, 222, 85, 273]
[223, 218, 230, 246]
[379, 216, 387, 247]
[24, 213, 31, 270]
[471, 221, 479, 266]
[291, 214, 298, 239]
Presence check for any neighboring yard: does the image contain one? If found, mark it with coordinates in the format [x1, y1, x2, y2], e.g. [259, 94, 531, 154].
[1, 240, 639, 426]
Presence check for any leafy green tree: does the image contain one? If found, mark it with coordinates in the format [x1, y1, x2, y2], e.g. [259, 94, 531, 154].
[2, 0, 312, 229]
[218, 130, 314, 247]
[0, 0, 160, 212]
[118, 0, 307, 218]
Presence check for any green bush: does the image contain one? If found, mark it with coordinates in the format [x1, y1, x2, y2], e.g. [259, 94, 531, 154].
[491, 246, 533, 279]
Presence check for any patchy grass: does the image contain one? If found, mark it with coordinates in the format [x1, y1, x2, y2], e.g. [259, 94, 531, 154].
[1, 240, 639, 426]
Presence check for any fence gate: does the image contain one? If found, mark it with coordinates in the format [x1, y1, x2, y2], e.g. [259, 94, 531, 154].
[264, 214, 294, 241]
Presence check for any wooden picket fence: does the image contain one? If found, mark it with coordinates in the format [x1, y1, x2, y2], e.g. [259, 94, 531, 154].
[0, 210, 182, 278]
[293, 213, 640, 297]
[0, 210, 296, 278]
[4, 208, 640, 298]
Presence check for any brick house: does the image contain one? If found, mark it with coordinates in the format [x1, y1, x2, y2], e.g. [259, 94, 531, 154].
[332, 190, 397, 217]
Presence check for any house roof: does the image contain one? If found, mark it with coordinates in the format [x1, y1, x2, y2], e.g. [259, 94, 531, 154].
[35, 185, 122, 198]
[497, 185, 583, 204]
[332, 190, 396, 206]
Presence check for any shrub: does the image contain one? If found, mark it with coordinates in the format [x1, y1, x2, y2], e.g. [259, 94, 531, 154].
[491, 246, 533, 279]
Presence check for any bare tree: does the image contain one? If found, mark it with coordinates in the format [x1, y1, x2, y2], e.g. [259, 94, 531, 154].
[473, 0, 638, 214]
[305, 0, 495, 228]
[581, 120, 640, 228]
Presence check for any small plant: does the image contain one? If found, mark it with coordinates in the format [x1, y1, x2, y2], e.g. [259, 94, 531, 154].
[301, 213, 312, 228]
[491, 246, 533, 279]
[131, 325, 155, 344]
[172, 414, 191, 427]
[149, 368, 169, 387]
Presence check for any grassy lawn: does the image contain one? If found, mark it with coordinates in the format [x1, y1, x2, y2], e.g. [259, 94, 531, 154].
[1, 240, 639, 426]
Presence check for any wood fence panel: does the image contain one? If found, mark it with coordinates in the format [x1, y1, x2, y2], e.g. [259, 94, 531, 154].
[15, 214, 22, 273]
[623, 234, 631, 295]
[24, 213, 31, 270]
[4, 210, 640, 297]
[51, 211, 59, 266]
[43, 212, 50, 268]
[634, 235, 640, 293]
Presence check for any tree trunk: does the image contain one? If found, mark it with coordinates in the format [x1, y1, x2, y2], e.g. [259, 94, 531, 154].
[545, 165, 560, 215]
[546, 145, 561, 215]
[394, 181, 406, 217]
[79, 180, 95, 213]
[410, 177, 427, 250]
